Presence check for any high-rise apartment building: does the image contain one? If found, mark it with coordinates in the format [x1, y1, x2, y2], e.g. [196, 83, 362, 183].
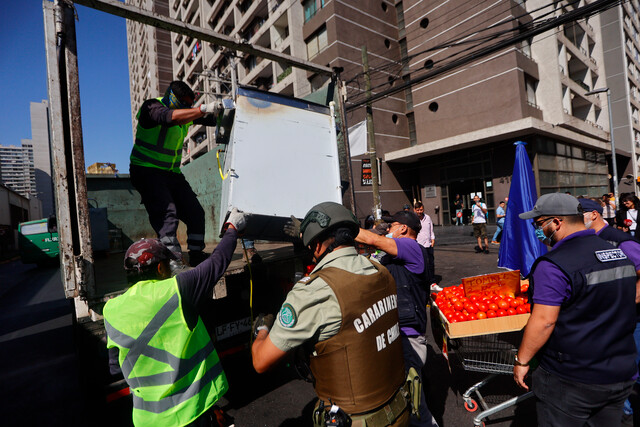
[380, 0, 616, 224]
[126, 0, 627, 224]
[21, 100, 54, 217]
[601, 1, 640, 190]
[0, 145, 36, 199]
[126, 0, 174, 137]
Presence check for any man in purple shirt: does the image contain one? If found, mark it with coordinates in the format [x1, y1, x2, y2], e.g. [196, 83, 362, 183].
[514, 193, 637, 426]
[581, 197, 640, 417]
[357, 211, 437, 426]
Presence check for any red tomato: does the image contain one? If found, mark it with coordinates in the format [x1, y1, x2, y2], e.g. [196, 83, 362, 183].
[476, 311, 487, 319]
[468, 314, 477, 321]
[456, 313, 466, 322]
[450, 297, 459, 303]
[453, 301, 464, 311]
[477, 303, 488, 312]
[507, 308, 517, 316]
[469, 295, 479, 302]
[496, 309, 507, 317]
[492, 295, 502, 302]
[516, 305, 527, 314]
[465, 303, 478, 314]
[524, 303, 531, 313]
[488, 303, 499, 311]
[450, 318, 459, 323]
[497, 300, 510, 310]
[487, 310, 497, 318]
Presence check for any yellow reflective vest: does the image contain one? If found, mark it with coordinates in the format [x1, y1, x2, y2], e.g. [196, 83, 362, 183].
[130, 97, 192, 173]
[103, 277, 228, 426]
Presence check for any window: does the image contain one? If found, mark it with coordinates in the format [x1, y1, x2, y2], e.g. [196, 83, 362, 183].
[303, 0, 318, 22]
[407, 112, 417, 146]
[525, 74, 538, 107]
[306, 26, 328, 59]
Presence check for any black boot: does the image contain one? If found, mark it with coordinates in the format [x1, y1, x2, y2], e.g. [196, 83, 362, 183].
[188, 250, 209, 267]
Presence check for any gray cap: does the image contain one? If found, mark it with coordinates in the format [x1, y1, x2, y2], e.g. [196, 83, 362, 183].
[519, 193, 583, 219]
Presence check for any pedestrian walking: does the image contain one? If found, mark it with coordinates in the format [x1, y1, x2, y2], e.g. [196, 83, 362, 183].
[491, 200, 506, 244]
[514, 193, 637, 426]
[472, 195, 489, 253]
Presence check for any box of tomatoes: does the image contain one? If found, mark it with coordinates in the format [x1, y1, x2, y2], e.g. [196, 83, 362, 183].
[431, 271, 531, 338]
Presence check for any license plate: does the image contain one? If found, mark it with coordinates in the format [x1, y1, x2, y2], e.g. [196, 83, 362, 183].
[215, 317, 251, 341]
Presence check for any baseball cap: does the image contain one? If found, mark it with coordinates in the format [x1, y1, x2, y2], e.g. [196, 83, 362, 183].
[579, 198, 604, 214]
[519, 193, 583, 219]
[124, 238, 178, 271]
[382, 211, 422, 233]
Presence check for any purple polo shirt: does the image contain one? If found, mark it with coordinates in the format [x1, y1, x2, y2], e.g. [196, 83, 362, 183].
[597, 224, 640, 271]
[531, 229, 595, 306]
[391, 237, 425, 336]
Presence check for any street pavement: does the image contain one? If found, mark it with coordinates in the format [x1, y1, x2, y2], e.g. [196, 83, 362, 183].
[2, 233, 637, 426]
[0, 259, 85, 425]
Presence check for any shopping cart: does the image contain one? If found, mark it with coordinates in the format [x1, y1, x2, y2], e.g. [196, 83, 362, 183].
[447, 331, 534, 427]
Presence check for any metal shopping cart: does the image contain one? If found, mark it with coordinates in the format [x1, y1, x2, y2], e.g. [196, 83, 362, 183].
[447, 330, 534, 427]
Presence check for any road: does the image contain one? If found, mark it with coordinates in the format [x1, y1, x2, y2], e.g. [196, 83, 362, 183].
[0, 243, 548, 426]
[0, 259, 85, 425]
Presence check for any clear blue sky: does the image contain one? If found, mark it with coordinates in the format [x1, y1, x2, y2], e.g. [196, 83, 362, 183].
[0, 1, 133, 173]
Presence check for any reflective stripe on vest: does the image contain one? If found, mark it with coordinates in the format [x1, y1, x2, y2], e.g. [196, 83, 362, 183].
[103, 278, 227, 425]
[130, 97, 191, 173]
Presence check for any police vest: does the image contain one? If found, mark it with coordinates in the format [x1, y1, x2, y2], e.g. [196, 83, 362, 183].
[530, 233, 637, 384]
[598, 224, 636, 248]
[103, 277, 228, 426]
[380, 244, 429, 334]
[130, 98, 191, 173]
[308, 261, 405, 414]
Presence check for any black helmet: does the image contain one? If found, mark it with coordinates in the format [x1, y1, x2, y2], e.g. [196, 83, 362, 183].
[300, 202, 359, 247]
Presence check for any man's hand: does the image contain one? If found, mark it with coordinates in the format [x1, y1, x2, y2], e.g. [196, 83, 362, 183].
[284, 215, 302, 239]
[225, 208, 246, 233]
[199, 100, 222, 115]
[252, 313, 275, 339]
[514, 364, 530, 390]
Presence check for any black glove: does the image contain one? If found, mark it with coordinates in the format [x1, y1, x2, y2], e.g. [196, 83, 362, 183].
[283, 215, 302, 239]
[252, 313, 274, 339]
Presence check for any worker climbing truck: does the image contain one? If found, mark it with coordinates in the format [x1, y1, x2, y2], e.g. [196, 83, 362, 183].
[43, 0, 352, 416]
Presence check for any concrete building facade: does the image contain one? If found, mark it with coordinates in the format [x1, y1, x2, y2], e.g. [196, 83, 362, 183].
[382, 0, 615, 225]
[126, 0, 174, 137]
[21, 100, 55, 217]
[601, 1, 640, 193]
[0, 145, 36, 201]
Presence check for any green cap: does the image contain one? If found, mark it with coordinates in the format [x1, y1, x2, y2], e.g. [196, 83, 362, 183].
[300, 202, 359, 246]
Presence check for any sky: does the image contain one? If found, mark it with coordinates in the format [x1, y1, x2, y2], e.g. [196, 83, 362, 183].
[0, 1, 132, 173]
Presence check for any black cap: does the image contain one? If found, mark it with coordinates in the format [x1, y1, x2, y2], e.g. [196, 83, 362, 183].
[579, 199, 604, 214]
[382, 211, 422, 233]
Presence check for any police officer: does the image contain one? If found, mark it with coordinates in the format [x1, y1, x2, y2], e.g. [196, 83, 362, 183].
[356, 211, 438, 426]
[514, 193, 637, 425]
[130, 80, 222, 272]
[104, 208, 245, 426]
[251, 202, 410, 426]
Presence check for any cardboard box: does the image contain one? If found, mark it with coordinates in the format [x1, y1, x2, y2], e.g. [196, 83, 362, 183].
[433, 302, 530, 338]
[462, 270, 521, 297]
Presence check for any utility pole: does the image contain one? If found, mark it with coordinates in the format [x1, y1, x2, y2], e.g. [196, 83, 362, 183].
[334, 73, 357, 215]
[362, 46, 382, 220]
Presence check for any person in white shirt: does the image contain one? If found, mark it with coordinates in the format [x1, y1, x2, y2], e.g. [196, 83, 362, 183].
[414, 201, 435, 283]
[472, 195, 489, 253]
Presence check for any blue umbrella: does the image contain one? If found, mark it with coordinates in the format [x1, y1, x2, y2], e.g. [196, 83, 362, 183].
[498, 141, 546, 277]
